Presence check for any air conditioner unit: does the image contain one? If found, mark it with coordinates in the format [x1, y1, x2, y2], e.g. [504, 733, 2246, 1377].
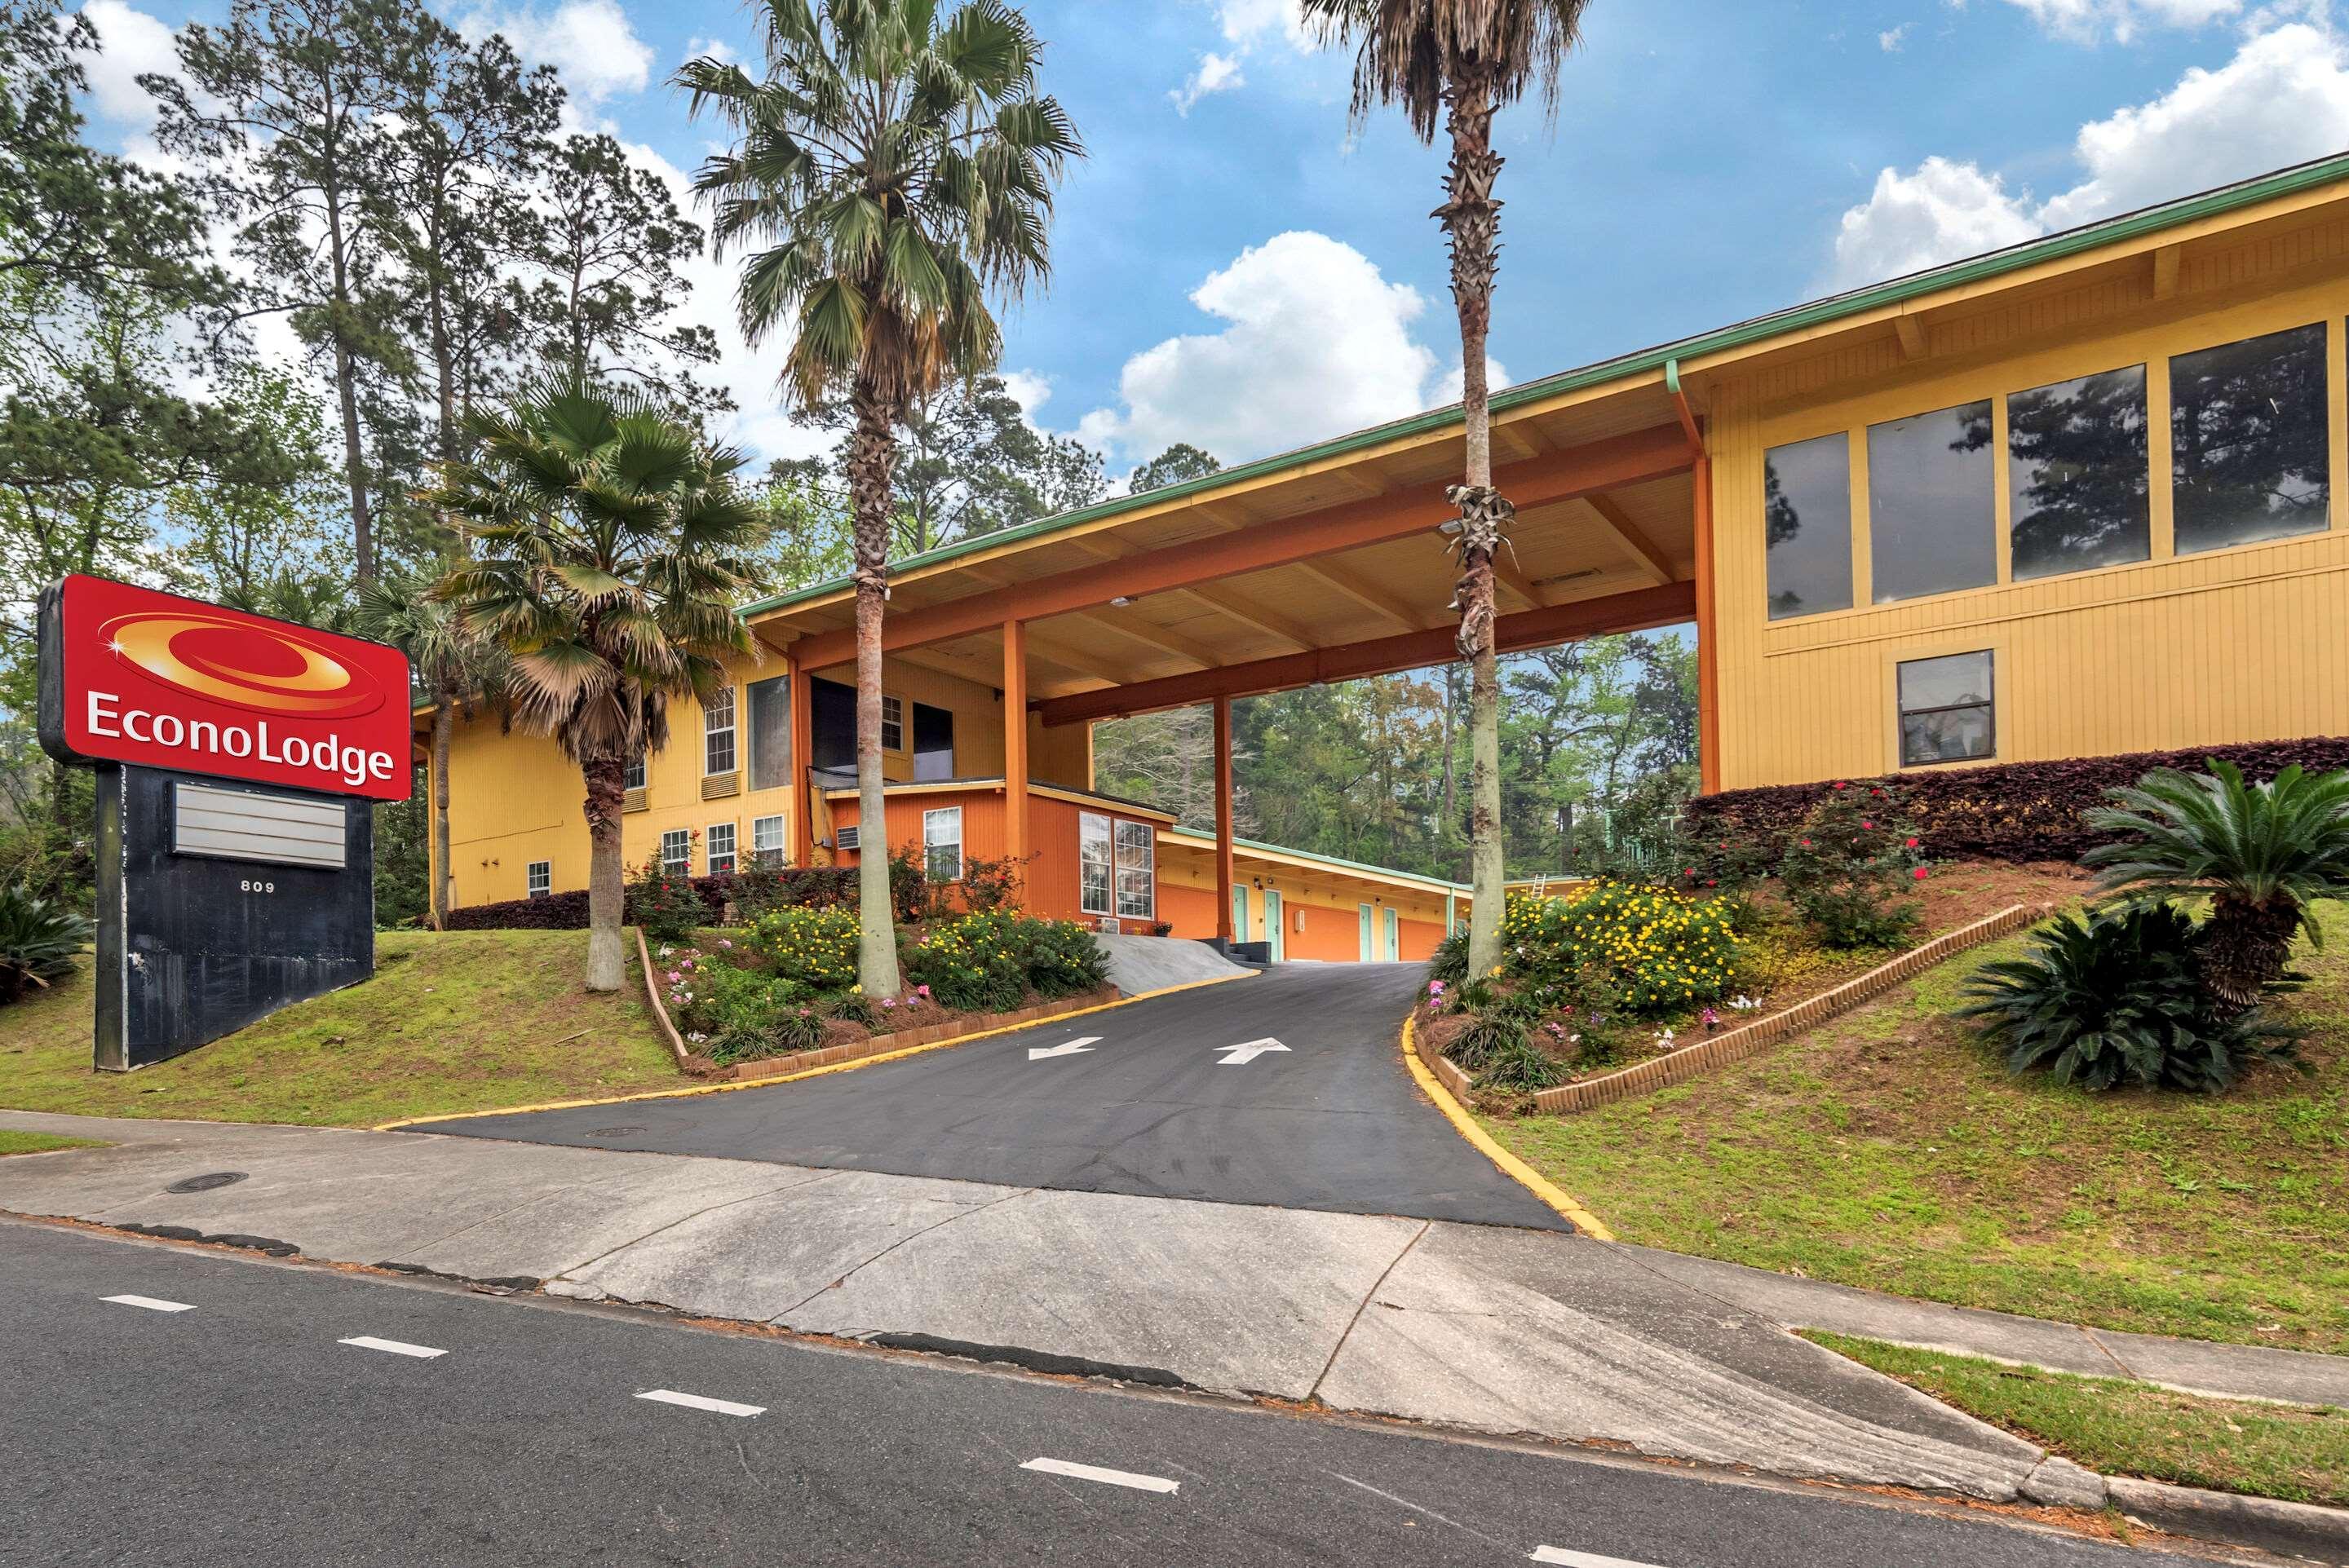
[834, 825, 860, 850]
[1095, 916, 1120, 934]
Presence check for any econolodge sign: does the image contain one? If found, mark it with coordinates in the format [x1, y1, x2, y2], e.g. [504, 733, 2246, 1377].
[38, 574, 414, 802]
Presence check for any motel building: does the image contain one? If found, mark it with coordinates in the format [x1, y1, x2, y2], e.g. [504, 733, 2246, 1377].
[427, 154, 2349, 958]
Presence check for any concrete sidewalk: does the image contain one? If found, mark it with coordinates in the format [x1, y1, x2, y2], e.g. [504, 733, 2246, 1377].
[0, 1107, 2334, 1508]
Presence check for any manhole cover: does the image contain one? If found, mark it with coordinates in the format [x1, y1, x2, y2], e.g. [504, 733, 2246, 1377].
[586, 1126, 644, 1138]
[166, 1172, 247, 1194]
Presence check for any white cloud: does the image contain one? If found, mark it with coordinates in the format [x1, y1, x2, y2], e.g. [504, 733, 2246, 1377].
[74, 0, 182, 125]
[1879, 22, 1914, 49]
[2002, 0, 2240, 42]
[460, 0, 652, 104]
[1825, 22, 2349, 289]
[683, 34, 736, 66]
[999, 370, 1054, 422]
[1170, 51, 1246, 115]
[1079, 231, 1489, 465]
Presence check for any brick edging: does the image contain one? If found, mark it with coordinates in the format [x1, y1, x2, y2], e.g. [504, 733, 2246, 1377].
[1421, 902, 2055, 1116]
[635, 926, 691, 1067]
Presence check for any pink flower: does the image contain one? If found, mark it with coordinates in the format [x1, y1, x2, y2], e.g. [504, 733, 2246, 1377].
[1832, 781, 1847, 791]
[916, 984, 931, 998]
[666, 970, 681, 983]
[1860, 820, 1874, 830]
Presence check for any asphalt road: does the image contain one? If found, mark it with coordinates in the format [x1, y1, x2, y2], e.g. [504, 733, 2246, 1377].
[0, 1219, 2164, 1568]
[427, 963, 1569, 1230]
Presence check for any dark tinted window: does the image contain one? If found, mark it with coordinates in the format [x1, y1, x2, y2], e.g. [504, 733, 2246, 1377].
[912, 701, 954, 781]
[2171, 323, 2329, 554]
[810, 677, 855, 773]
[1764, 431, 1852, 620]
[1897, 651, 1994, 766]
[2007, 365, 2149, 580]
[746, 676, 790, 792]
[1869, 400, 1995, 603]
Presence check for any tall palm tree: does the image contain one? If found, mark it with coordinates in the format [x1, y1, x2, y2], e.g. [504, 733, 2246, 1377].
[679, 0, 1081, 996]
[429, 380, 764, 992]
[1303, 0, 1590, 977]
[356, 572, 507, 930]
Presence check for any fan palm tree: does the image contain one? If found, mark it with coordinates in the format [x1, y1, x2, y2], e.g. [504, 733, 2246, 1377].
[2085, 760, 2349, 1014]
[678, 0, 1081, 996]
[428, 380, 765, 992]
[356, 572, 507, 930]
[1302, 0, 1590, 977]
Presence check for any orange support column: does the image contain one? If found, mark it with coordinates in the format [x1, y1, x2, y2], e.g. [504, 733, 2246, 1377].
[1693, 449, 1722, 795]
[1214, 694, 1234, 944]
[1003, 620, 1029, 866]
[789, 656, 815, 864]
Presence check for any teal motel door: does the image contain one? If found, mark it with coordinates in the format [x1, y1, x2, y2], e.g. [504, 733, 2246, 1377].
[1263, 890, 1285, 962]
[1230, 885, 1250, 946]
[1357, 903, 1374, 961]
[1382, 905, 1400, 961]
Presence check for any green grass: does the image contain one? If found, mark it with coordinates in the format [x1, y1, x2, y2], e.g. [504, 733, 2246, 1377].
[0, 1130, 105, 1156]
[1805, 1332, 2349, 1508]
[0, 930, 683, 1128]
[1479, 903, 2349, 1354]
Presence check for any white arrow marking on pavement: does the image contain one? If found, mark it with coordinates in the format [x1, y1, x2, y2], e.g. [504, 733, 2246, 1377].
[637, 1389, 765, 1418]
[339, 1336, 446, 1359]
[103, 1294, 194, 1313]
[1530, 1548, 1673, 1566]
[1020, 1457, 1179, 1494]
[1028, 1036, 1100, 1061]
[1214, 1037, 1289, 1066]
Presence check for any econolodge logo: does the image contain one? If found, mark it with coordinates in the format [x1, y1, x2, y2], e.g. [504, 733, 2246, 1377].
[96, 611, 387, 721]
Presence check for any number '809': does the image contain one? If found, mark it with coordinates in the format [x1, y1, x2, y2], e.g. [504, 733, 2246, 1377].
[240, 878, 276, 894]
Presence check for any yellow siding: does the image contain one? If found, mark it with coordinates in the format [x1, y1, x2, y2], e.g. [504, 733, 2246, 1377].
[1710, 245, 2349, 791]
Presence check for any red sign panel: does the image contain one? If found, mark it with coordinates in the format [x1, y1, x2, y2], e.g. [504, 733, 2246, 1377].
[39, 575, 414, 802]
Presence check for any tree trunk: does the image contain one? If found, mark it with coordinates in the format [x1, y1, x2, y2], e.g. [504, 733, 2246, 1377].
[582, 752, 628, 991]
[430, 695, 453, 930]
[320, 154, 376, 585]
[847, 382, 903, 996]
[2201, 892, 2301, 1018]
[1441, 73, 1509, 978]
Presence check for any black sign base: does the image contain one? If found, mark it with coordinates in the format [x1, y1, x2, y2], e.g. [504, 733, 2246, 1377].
[94, 765, 375, 1071]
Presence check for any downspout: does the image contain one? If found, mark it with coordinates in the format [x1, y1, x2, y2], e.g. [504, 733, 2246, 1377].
[1666, 360, 1722, 796]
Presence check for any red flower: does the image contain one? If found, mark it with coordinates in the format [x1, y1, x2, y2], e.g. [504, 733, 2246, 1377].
[1799, 838, 1812, 849]
[1860, 820, 1874, 829]
[1913, 866, 1930, 881]
[1832, 781, 1847, 790]
[1905, 837, 1920, 849]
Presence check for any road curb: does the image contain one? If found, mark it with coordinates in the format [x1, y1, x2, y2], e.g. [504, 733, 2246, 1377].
[1398, 1012, 1613, 1239]
[2106, 1475, 2349, 1564]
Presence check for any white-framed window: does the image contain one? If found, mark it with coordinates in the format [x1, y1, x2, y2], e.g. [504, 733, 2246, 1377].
[923, 806, 963, 883]
[624, 753, 646, 791]
[880, 694, 905, 753]
[1897, 651, 1996, 766]
[707, 822, 737, 875]
[1114, 819, 1154, 919]
[525, 860, 551, 899]
[704, 685, 737, 775]
[660, 828, 692, 875]
[1079, 812, 1113, 917]
[751, 814, 788, 866]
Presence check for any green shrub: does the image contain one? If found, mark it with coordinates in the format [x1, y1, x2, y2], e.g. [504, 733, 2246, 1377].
[1446, 1008, 1528, 1075]
[1427, 928, 1470, 986]
[1959, 902, 2303, 1093]
[886, 844, 937, 924]
[1777, 784, 1923, 948]
[957, 855, 1031, 914]
[632, 845, 706, 944]
[0, 884, 91, 1005]
[1499, 882, 1742, 1014]
[739, 905, 863, 991]
[904, 911, 1107, 1009]
[1471, 1030, 1573, 1093]
[820, 990, 877, 1027]
[763, 1004, 828, 1059]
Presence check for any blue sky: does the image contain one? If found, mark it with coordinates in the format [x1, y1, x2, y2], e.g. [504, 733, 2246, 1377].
[73, 0, 2349, 475]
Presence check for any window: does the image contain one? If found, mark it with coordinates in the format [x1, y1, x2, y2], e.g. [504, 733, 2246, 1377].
[1114, 819, 1154, 919]
[923, 806, 962, 883]
[623, 754, 646, 791]
[880, 694, 905, 753]
[704, 686, 737, 775]
[525, 860, 551, 899]
[660, 828, 692, 874]
[1763, 431, 1853, 620]
[745, 676, 790, 792]
[751, 815, 788, 866]
[1079, 812, 1113, 916]
[912, 700, 954, 781]
[2172, 322, 2329, 555]
[2007, 364, 2150, 581]
[1897, 651, 1995, 766]
[1868, 400, 1995, 604]
[706, 822, 737, 875]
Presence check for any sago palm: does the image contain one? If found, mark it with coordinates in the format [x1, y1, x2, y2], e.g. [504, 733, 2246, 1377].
[679, 0, 1081, 996]
[429, 380, 765, 992]
[2084, 760, 2349, 1014]
[1303, 0, 1591, 978]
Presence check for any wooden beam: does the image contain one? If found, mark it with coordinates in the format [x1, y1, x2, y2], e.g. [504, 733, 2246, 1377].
[1214, 695, 1234, 945]
[1037, 580, 1696, 727]
[1492, 419, 1547, 462]
[1173, 585, 1315, 651]
[1585, 493, 1678, 585]
[788, 657, 814, 864]
[1070, 607, 1220, 669]
[1294, 558, 1427, 633]
[1003, 620, 1029, 864]
[2152, 242, 2182, 299]
[785, 422, 1692, 668]
[1490, 550, 1546, 611]
[1021, 621, 1155, 688]
[1893, 314, 1927, 360]
[1693, 452, 1720, 796]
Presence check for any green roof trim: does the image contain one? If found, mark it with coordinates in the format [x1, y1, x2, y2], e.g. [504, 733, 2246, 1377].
[1162, 823, 1471, 894]
[743, 151, 2349, 621]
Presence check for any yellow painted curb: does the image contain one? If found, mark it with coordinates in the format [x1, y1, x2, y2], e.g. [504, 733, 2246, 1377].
[1400, 1011, 1615, 1241]
[374, 970, 1255, 1131]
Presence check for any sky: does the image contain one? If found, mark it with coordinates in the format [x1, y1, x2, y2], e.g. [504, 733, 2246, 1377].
[68, 0, 2349, 483]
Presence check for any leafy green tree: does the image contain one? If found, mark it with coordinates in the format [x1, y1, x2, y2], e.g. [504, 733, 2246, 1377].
[162, 361, 348, 602]
[680, 0, 1082, 995]
[431, 381, 764, 991]
[751, 465, 855, 590]
[1304, 0, 1592, 976]
[1128, 443, 1220, 495]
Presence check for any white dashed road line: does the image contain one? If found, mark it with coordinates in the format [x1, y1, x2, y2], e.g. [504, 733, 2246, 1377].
[338, 1336, 446, 1359]
[102, 1294, 195, 1313]
[1530, 1547, 1674, 1566]
[1020, 1457, 1180, 1494]
[635, 1389, 766, 1418]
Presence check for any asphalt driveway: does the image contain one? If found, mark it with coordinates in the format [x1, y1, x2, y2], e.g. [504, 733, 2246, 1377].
[422, 963, 1568, 1231]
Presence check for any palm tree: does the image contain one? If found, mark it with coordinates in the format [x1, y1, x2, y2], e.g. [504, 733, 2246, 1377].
[1303, 0, 1590, 977]
[678, 0, 1081, 996]
[2085, 761, 2349, 1014]
[429, 380, 764, 992]
[356, 572, 507, 930]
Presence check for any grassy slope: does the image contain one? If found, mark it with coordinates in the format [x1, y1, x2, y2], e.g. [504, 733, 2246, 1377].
[1806, 1332, 2349, 1508]
[1480, 903, 2349, 1354]
[0, 930, 682, 1128]
[0, 1131, 104, 1155]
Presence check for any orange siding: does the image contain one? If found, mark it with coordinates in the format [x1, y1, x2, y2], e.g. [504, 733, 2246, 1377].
[1155, 881, 1219, 939]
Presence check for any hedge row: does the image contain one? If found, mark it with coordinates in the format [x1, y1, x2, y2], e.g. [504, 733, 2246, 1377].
[1683, 734, 2349, 863]
[446, 864, 857, 931]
